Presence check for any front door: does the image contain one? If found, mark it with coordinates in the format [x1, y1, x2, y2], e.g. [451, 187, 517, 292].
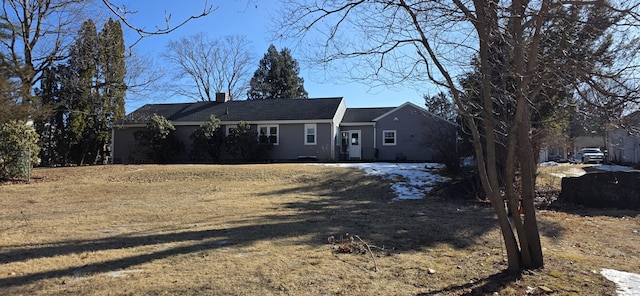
[349, 131, 361, 160]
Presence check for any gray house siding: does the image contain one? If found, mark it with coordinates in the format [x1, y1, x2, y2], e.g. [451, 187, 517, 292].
[112, 97, 458, 163]
[267, 122, 335, 160]
[113, 122, 339, 163]
[374, 104, 456, 161]
[609, 129, 640, 164]
[338, 125, 376, 160]
[112, 126, 140, 164]
[375, 105, 430, 161]
[112, 125, 196, 163]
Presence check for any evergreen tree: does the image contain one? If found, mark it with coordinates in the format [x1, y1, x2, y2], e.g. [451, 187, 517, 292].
[96, 19, 126, 164]
[66, 19, 99, 165]
[424, 92, 457, 122]
[247, 44, 308, 100]
[36, 65, 70, 166]
[36, 18, 126, 166]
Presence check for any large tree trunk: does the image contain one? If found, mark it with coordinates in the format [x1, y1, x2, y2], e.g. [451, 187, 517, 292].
[510, 0, 545, 269]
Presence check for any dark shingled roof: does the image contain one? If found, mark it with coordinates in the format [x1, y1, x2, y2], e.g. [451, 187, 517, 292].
[120, 97, 344, 124]
[342, 107, 395, 123]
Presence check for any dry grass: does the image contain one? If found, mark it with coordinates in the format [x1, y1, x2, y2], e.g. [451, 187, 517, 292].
[0, 164, 638, 295]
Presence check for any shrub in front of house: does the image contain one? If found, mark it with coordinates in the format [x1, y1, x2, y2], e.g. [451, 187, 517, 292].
[133, 114, 183, 163]
[225, 121, 272, 162]
[190, 115, 224, 162]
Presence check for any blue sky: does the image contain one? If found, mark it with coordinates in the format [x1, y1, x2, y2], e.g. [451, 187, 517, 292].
[106, 1, 434, 113]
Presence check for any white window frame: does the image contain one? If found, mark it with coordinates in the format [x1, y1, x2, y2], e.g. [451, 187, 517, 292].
[383, 130, 397, 146]
[258, 124, 279, 145]
[304, 124, 317, 145]
[226, 125, 238, 136]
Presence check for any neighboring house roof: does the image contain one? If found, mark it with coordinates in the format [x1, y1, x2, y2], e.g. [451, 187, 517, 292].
[342, 107, 395, 123]
[118, 97, 344, 124]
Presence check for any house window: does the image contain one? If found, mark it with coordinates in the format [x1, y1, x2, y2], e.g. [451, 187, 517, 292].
[305, 124, 316, 145]
[383, 130, 396, 146]
[258, 125, 279, 145]
[226, 125, 237, 136]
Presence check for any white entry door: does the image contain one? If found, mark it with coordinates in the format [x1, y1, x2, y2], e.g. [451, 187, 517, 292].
[349, 131, 361, 160]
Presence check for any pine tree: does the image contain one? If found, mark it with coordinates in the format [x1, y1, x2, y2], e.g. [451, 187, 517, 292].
[96, 18, 126, 164]
[36, 65, 69, 165]
[247, 44, 308, 100]
[66, 19, 99, 165]
[36, 18, 126, 166]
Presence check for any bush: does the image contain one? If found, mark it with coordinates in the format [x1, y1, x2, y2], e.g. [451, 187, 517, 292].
[225, 121, 272, 162]
[0, 120, 41, 180]
[133, 114, 182, 163]
[190, 115, 224, 162]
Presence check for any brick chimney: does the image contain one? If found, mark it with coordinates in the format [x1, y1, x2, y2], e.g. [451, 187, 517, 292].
[215, 92, 230, 103]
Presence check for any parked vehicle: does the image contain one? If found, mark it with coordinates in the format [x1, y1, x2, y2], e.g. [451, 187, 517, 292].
[578, 148, 605, 164]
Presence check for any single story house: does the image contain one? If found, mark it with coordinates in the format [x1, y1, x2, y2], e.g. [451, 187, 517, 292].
[112, 93, 456, 163]
[607, 112, 640, 164]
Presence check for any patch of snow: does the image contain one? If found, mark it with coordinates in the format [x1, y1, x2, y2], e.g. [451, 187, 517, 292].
[460, 157, 476, 167]
[104, 269, 145, 277]
[601, 269, 640, 296]
[566, 168, 586, 177]
[549, 167, 585, 179]
[314, 162, 450, 201]
[540, 161, 576, 167]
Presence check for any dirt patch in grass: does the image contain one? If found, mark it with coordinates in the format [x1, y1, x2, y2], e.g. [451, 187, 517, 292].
[0, 164, 638, 295]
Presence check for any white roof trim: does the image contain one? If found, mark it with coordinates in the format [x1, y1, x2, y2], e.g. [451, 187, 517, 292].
[340, 122, 376, 127]
[372, 101, 456, 126]
[372, 102, 421, 121]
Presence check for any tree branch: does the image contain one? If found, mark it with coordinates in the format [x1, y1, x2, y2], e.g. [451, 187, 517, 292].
[101, 0, 215, 47]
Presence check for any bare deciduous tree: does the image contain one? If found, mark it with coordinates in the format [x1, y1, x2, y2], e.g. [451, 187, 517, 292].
[101, 0, 214, 47]
[276, 0, 640, 272]
[1, 0, 214, 119]
[1, 0, 91, 106]
[163, 34, 254, 101]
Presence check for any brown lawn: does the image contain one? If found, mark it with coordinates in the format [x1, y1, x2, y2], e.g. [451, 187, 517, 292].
[0, 164, 638, 295]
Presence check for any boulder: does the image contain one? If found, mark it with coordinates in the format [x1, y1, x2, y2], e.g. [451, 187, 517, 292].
[558, 171, 640, 209]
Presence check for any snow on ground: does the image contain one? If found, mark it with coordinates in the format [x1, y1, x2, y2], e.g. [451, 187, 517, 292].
[549, 168, 586, 178]
[315, 162, 640, 295]
[542, 162, 636, 178]
[601, 269, 640, 296]
[313, 162, 450, 200]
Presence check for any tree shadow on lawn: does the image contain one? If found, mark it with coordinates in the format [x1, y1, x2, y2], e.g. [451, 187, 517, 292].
[548, 201, 640, 218]
[261, 169, 501, 251]
[416, 271, 521, 296]
[1, 169, 500, 288]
